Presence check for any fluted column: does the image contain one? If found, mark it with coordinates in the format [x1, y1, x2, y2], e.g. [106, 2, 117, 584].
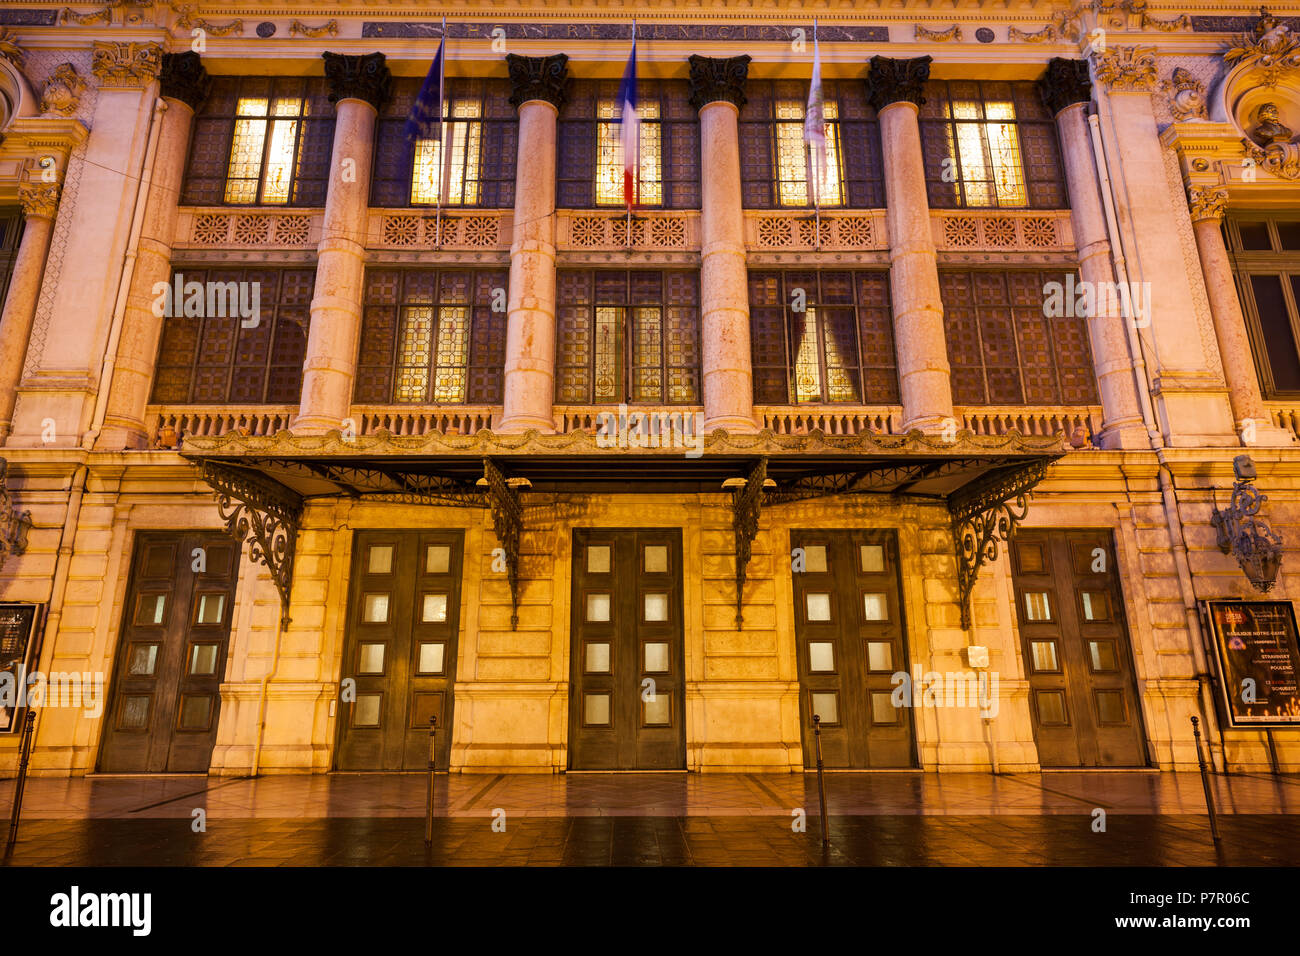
[1040, 58, 1147, 450]
[97, 52, 209, 449]
[294, 52, 390, 433]
[689, 55, 757, 433]
[1186, 186, 1292, 446]
[498, 54, 567, 434]
[0, 184, 59, 442]
[866, 56, 953, 432]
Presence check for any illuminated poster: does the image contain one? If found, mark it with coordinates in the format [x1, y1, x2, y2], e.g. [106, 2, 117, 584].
[0, 603, 42, 732]
[1206, 600, 1300, 726]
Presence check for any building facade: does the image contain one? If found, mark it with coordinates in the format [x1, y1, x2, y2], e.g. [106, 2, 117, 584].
[0, 0, 1298, 777]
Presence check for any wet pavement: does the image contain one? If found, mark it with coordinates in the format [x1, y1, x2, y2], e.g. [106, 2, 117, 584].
[2, 771, 1298, 865]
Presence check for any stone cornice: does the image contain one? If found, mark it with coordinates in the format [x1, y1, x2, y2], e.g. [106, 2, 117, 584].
[321, 50, 392, 111]
[0, 117, 90, 156]
[687, 54, 750, 111]
[506, 53, 569, 110]
[865, 55, 931, 111]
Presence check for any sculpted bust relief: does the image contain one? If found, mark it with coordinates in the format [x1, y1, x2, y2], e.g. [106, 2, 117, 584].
[1253, 101, 1294, 144]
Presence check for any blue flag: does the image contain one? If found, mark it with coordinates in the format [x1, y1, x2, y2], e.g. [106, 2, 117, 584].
[405, 36, 445, 143]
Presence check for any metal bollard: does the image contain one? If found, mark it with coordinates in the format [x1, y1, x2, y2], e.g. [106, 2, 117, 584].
[7, 711, 36, 849]
[813, 714, 829, 849]
[424, 716, 438, 847]
[1191, 716, 1221, 845]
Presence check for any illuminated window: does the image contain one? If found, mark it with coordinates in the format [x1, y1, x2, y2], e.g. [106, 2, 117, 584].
[224, 96, 307, 205]
[595, 99, 663, 206]
[411, 97, 483, 206]
[945, 97, 1027, 207]
[775, 100, 844, 207]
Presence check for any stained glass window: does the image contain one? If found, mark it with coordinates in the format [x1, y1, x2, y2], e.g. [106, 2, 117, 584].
[920, 81, 1065, 210]
[556, 271, 700, 404]
[595, 100, 663, 206]
[354, 269, 507, 405]
[748, 271, 898, 405]
[411, 98, 484, 206]
[774, 100, 844, 207]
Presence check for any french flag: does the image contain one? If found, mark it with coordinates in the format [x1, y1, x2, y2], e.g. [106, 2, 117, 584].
[618, 33, 639, 209]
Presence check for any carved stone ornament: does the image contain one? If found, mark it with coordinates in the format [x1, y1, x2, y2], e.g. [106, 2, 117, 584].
[172, 4, 243, 36]
[1039, 58, 1092, 116]
[159, 51, 210, 111]
[1242, 137, 1300, 180]
[506, 53, 570, 110]
[1010, 10, 1080, 43]
[865, 56, 932, 112]
[915, 24, 961, 42]
[1164, 67, 1208, 121]
[19, 182, 59, 220]
[0, 28, 25, 71]
[1211, 455, 1284, 592]
[0, 459, 32, 575]
[1251, 101, 1293, 145]
[290, 20, 338, 39]
[61, 6, 112, 26]
[1187, 185, 1228, 223]
[322, 51, 392, 112]
[40, 63, 86, 116]
[1091, 46, 1159, 93]
[1224, 7, 1300, 89]
[91, 41, 163, 88]
[687, 54, 751, 111]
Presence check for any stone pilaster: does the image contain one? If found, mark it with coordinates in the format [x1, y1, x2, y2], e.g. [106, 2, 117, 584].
[1039, 58, 1148, 449]
[0, 184, 59, 442]
[97, 52, 208, 449]
[689, 54, 757, 433]
[497, 54, 568, 434]
[865, 55, 953, 432]
[294, 52, 390, 433]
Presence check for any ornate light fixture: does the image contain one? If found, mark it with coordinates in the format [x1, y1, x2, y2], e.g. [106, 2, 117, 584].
[1211, 455, 1284, 592]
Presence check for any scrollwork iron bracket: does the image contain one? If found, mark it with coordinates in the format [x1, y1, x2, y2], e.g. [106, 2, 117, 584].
[202, 462, 303, 629]
[1211, 458, 1284, 592]
[731, 458, 768, 628]
[481, 459, 524, 630]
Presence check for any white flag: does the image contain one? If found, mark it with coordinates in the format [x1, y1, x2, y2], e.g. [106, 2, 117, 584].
[803, 27, 826, 206]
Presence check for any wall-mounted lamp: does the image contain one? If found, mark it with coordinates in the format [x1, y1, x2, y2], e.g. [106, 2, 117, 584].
[1211, 454, 1284, 592]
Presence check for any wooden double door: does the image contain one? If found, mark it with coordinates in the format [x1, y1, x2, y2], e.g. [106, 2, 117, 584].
[790, 529, 916, 768]
[569, 529, 685, 769]
[1012, 530, 1147, 767]
[100, 531, 240, 773]
[335, 531, 464, 770]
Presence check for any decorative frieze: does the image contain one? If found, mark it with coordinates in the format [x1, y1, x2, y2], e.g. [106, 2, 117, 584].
[290, 20, 338, 39]
[506, 53, 569, 110]
[172, 4, 243, 36]
[322, 51, 392, 111]
[40, 63, 85, 116]
[687, 54, 750, 111]
[91, 41, 162, 88]
[1163, 67, 1208, 121]
[1187, 185, 1227, 222]
[1038, 58, 1092, 116]
[915, 24, 961, 42]
[18, 182, 59, 220]
[159, 51, 210, 111]
[865, 56, 931, 111]
[1091, 46, 1158, 93]
[0, 27, 24, 70]
[1224, 8, 1300, 88]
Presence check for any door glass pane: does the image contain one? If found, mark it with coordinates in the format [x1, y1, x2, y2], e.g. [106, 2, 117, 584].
[806, 593, 832, 621]
[189, 644, 219, 676]
[136, 594, 167, 625]
[859, 544, 885, 573]
[358, 643, 385, 674]
[586, 593, 611, 622]
[178, 695, 212, 730]
[1081, 591, 1110, 621]
[1096, 689, 1125, 724]
[1016, 542, 1045, 573]
[363, 593, 390, 623]
[584, 693, 611, 726]
[866, 641, 892, 672]
[195, 593, 226, 625]
[422, 593, 448, 623]
[1023, 591, 1052, 621]
[644, 641, 669, 673]
[870, 692, 898, 725]
[128, 644, 158, 676]
[862, 593, 888, 621]
[587, 545, 611, 573]
[810, 691, 838, 724]
[803, 545, 828, 573]
[1253, 274, 1300, 391]
[809, 641, 835, 672]
[585, 642, 611, 673]
[425, 545, 451, 574]
[120, 695, 150, 729]
[643, 593, 669, 622]
[643, 545, 668, 573]
[1088, 640, 1118, 671]
[644, 693, 670, 725]
[354, 693, 382, 727]
[418, 642, 445, 674]
[1036, 690, 1067, 725]
[1030, 640, 1059, 672]
[367, 545, 393, 574]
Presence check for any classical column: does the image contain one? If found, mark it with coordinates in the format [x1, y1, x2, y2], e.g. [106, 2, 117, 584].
[497, 54, 567, 434]
[866, 56, 953, 433]
[689, 55, 757, 433]
[97, 52, 209, 450]
[1039, 58, 1147, 450]
[0, 184, 59, 442]
[1186, 186, 1291, 445]
[293, 52, 390, 433]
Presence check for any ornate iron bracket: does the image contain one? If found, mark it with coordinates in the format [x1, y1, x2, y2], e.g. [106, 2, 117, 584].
[481, 459, 524, 630]
[730, 458, 769, 628]
[948, 460, 1051, 630]
[202, 462, 303, 629]
[1211, 455, 1284, 592]
[0, 458, 31, 574]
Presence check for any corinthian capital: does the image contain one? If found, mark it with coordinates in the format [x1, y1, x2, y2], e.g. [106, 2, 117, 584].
[322, 51, 393, 111]
[506, 54, 570, 110]
[1091, 45, 1158, 93]
[865, 56, 932, 111]
[687, 55, 751, 110]
[1187, 185, 1228, 223]
[19, 182, 59, 220]
[92, 41, 163, 88]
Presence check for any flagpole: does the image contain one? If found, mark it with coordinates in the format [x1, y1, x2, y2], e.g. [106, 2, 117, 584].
[812, 18, 822, 253]
[627, 18, 635, 248]
[435, 16, 447, 249]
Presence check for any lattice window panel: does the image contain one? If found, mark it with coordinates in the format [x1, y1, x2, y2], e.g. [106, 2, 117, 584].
[181, 76, 334, 207]
[554, 269, 700, 404]
[747, 270, 899, 404]
[149, 267, 315, 404]
[353, 267, 508, 404]
[940, 269, 1098, 406]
